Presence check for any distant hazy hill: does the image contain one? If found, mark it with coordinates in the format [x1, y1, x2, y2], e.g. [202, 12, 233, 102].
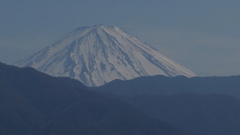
[92, 75, 240, 135]
[93, 75, 240, 98]
[0, 62, 193, 135]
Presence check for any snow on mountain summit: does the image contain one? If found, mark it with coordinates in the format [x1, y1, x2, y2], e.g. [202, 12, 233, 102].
[16, 24, 197, 86]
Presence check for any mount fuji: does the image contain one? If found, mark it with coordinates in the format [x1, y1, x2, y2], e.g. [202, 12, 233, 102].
[16, 24, 196, 86]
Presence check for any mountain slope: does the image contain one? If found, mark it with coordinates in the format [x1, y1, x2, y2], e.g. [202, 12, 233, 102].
[0, 62, 194, 135]
[16, 24, 196, 86]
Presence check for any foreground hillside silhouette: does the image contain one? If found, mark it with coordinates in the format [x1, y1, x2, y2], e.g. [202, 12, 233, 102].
[0, 62, 192, 135]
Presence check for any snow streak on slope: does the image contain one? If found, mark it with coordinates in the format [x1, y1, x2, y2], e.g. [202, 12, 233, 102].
[16, 24, 196, 86]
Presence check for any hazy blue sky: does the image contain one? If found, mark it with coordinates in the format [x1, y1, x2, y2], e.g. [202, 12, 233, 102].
[1, 0, 240, 76]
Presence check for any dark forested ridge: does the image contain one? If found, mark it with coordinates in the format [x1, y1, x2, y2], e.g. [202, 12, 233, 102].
[0, 63, 193, 135]
[125, 93, 240, 135]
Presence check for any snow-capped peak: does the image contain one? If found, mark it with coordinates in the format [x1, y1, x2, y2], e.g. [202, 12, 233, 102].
[16, 24, 197, 86]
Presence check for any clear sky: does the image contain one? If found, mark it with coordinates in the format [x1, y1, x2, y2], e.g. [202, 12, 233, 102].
[1, 0, 240, 76]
